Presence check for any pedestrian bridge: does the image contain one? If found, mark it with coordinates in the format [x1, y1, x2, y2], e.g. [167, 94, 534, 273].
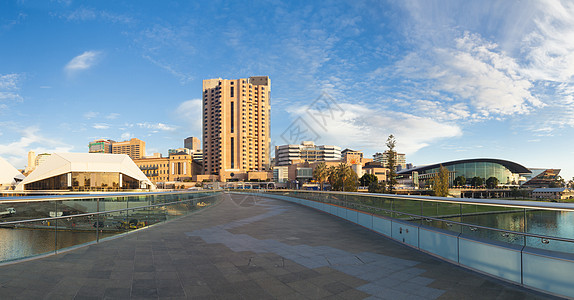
[0, 190, 568, 298]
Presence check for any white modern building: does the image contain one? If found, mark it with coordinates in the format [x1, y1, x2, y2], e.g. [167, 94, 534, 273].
[0, 157, 25, 189]
[16, 153, 155, 191]
[275, 141, 341, 166]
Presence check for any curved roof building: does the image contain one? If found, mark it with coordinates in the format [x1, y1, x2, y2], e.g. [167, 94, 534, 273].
[397, 158, 531, 186]
[16, 153, 155, 191]
[0, 157, 25, 188]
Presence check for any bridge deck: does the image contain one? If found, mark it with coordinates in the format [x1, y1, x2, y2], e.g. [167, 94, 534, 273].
[0, 193, 552, 299]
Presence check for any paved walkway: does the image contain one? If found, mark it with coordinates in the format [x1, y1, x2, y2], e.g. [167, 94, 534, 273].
[0, 193, 554, 299]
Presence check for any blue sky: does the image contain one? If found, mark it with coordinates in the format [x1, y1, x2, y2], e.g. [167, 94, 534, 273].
[1, 0, 573, 180]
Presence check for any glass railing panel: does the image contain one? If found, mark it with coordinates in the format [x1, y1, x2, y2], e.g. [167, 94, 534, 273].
[55, 215, 99, 250]
[525, 210, 574, 254]
[370, 196, 394, 218]
[0, 220, 56, 262]
[421, 201, 462, 233]
[391, 199, 421, 223]
[461, 224, 524, 246]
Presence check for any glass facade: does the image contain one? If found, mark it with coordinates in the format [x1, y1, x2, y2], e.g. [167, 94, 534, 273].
[25, 172, 143, 191]
[423, 162, 519, 185]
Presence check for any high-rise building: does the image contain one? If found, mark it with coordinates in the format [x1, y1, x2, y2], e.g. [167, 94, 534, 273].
[184, 137, 201, 151]
[202, 76, 270, 180]
[275, 141, 341, 166]
[374, 150, 406, 170]
[111, 138, 146, 160]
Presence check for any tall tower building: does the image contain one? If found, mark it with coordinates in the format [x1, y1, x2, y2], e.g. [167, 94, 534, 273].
[202, 76, 270, 180]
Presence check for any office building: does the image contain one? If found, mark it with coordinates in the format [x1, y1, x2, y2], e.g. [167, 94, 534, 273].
[202, 76, 270, 181]
[89, 139, 112, 154]
[275, 141, 341, 166]
[374, 151, 407, 171]
[111, 138, 146, 160]
[184, 137, 201, 152]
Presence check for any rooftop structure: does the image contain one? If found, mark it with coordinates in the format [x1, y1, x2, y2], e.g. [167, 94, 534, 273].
[16, 153, 154, 191]
[0, 157, 25, 188]
[397, 158, 532, 188]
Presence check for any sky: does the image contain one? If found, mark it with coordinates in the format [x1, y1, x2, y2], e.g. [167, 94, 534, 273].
[1, 0, 573, 180]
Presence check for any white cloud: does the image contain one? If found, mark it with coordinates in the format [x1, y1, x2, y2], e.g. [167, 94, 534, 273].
[0, 73, 24, 103]
[83, 111, 98, 119]
[175, 99, 202, 134]
[120, 132, 132, 140]
[63, 8, 133, 24]
[93, 123, 110, 130]
[106, 113, 120, 119]
[0, 126, 73, 168]
[394, 32, 543, 119]
[136, 122, 177, 132]
[285, 102, 462, 155]
[65, 51, 102, 73]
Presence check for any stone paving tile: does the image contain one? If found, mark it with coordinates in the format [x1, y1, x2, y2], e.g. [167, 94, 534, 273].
[0, 193, 558, 299]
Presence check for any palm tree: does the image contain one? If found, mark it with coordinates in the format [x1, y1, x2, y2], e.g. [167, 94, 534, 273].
[331, 163, 358, 192]
[313, 162, 330, 191]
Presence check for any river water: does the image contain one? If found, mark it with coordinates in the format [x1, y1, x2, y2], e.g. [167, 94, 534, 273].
[0, 228, 115, 262]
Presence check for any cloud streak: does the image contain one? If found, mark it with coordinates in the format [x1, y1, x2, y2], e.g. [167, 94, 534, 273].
[65, 51, 102, 74]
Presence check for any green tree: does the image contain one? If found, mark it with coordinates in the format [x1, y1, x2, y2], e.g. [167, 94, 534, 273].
[368, 181, 386, 193]
[470, 176, 484, 187]
[313, 162, 330, 191]
[360, 173, 378, 187]
[550, 175, 565, 188]
[485, 177, 499, 189]
[432, 165, 449, 197]
[330, 163, 358, 192]
[385, 134, 397, 193]
[454, 175, 466, 187]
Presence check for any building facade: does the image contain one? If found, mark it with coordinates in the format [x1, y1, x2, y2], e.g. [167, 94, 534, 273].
[373, 151, 407, 171]
[111, 138, 146, 160]
[184, 137, 201, 151]
[203, 76, 270, 181]
[16, 153, 154, 191]
[89, 139, 112, 154]
[275, 141, 341, 166]
[397, 158, 532, 188]
[134, 152, 202, 183]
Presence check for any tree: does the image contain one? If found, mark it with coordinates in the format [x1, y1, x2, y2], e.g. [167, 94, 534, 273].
[550, 175, 565, 188]
[330, 163, 358, 192]
[485, 177, 499, 189]
[470, 176, 484, 188]
[360, 173, 378, 187]
[368, 181, 386, 193]
[385, 134, 397, 193]
[432, 165, 449, 197]
[454, 175, 466, 187]
[313, 162, 330, 191]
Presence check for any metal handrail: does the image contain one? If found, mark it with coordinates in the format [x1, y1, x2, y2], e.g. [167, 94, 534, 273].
[0, 190, 214, 203]
[0, 193, 218, 226]
[268, 189, 574, 211]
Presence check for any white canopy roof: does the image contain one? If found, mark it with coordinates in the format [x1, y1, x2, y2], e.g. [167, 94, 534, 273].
[16, 153, 154, 190]
[0, 157, 24, 185]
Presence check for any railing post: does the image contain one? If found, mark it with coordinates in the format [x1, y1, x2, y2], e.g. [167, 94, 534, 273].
[96, 198, 100, 243]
